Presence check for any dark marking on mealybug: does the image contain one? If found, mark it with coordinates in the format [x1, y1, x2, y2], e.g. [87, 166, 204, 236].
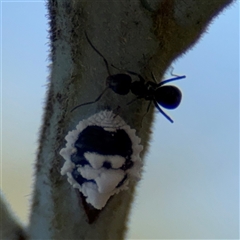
[102, 161, 112, 169]
[71, 168, 95, 186]
[72, 126, 133, 158]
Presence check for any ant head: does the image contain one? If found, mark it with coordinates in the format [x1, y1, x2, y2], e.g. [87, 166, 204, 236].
[107, 74, 132, 95]
[155, 85, 182, 109]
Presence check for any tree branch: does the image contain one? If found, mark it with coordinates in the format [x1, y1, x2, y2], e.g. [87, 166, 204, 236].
[24, 0, 234, 239]
[0, 192, 27, 240]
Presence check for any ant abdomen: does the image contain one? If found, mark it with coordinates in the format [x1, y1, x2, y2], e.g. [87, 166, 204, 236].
[155, 86, 182, 109]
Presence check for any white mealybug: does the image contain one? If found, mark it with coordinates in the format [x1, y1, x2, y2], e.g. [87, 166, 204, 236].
[60, 110, 143, 211]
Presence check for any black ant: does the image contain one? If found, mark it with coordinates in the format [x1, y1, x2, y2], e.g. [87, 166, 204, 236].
[71, 31, 186, 123]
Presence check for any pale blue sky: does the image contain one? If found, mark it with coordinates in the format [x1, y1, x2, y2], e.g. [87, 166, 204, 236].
[1, 1, 239, 239]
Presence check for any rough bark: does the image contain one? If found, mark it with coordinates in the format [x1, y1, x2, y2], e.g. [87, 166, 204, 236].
[1, 0, 234, 239]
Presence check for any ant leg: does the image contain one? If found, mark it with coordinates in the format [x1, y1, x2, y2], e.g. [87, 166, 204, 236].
[71, 87, 109, 112]
[84, 31, 111, 75]
[151, 70, 185, 86]
[153, 100, 174, 123]
[126, 96, 141, 105]
[170, 66, 178, 77]
[170, 66, 185, 77]
[159, 75, 186, 86]
[150, 69, 186, 86]
[113, 106, 122, 119]
[140, 101, 152, 127]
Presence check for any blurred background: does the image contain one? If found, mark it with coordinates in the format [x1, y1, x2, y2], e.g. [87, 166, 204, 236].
[1, 1, 239, 239]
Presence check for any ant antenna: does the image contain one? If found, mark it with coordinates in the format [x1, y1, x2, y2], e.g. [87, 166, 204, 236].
[71, 32, 113, 112]
[84, 31, 111, 75]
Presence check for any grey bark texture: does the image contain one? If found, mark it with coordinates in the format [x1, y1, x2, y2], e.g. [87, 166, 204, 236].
[0, 0, 235, 239]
